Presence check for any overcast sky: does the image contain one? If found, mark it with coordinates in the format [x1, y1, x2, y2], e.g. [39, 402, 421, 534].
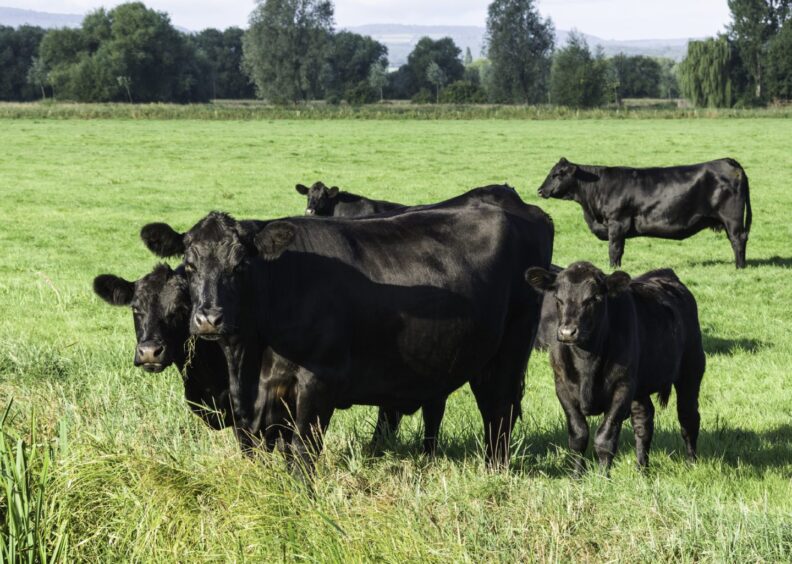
[6, 0, 732, 40]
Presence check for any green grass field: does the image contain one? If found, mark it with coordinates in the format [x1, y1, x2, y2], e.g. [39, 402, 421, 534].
[1, 117, 791, 561]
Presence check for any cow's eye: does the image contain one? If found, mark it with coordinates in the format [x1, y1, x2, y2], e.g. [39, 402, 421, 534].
[584, 296, 601, 306]
[131, 306, 142, 316]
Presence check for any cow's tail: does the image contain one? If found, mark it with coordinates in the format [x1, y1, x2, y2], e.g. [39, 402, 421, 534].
[743, 172, 752, 236]
[657, 383, 672, 409]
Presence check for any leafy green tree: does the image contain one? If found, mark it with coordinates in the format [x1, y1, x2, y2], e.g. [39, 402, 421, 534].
[766, 18, 792, 98]
[439, 80, 487, 103]
[678, 36, 739, 107]
[0, 25, 46, 101]
[368, 61, 388, 101]
[464, 47, 473, 66]
[727, 0, 791, 99]
[321, 31, 387, 103]
[426, 61, 447, 102]
[610, 54, 662, 100]
[403, 37, 464, 96]
[550, 32, 608, 108]
[26, 56, 50, 100]
[657, 58, 681, 99]
[38, 2, 209, 103]
[485, 0, 554, 103]
[242, 0, 334, 103]
[193, 27, 255, 99]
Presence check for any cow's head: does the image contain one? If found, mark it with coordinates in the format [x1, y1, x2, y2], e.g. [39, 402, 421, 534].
[296, 181, 340, 216]
[93, 264, 191, 372]
[525, 262, 630, 347]
[538, 158, 579, 200]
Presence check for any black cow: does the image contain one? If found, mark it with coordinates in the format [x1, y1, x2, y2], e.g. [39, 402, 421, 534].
[526, 262, 705, 474]
[93, 264, 232, 431]
[94, 263, 303, 452]
[296, 181, 404, 217]
[142, 185, 554, 471]
[537, 158, 752, 268]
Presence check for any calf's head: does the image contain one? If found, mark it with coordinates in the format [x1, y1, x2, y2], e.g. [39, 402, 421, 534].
[295, 181, 339, 216]
[93, 264, 191, 372]
[525, 262, 631, 347]
[538, 158, 579, 200]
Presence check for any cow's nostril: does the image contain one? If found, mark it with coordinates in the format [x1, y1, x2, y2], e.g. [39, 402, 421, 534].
[152, 345, 164, 358]
[206, 312, 223, 327]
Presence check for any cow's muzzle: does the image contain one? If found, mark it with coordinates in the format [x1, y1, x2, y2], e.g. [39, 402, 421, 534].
[135, 341, 167, 372]
[193, 308, 224, 340]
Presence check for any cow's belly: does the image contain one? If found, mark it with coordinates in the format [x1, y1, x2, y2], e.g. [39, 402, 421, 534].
[632, 210, 719, 240]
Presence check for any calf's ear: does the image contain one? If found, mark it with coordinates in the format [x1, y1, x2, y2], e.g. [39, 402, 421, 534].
[93, 274, 135, 306]
[606, 271, 631, 296]
[255, 222, 296, 261]
[327, 186, 340, 198]
[295, 184, 309, 195]
[140, 223, 185, 257]
[525, 267, 556, 292]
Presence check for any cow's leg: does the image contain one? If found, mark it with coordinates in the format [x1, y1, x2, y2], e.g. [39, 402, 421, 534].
[289, 376, 334, 478]
[369, 407, 402, 455]
[555, 378, 589, 476]
[593, 384, 632, 474]
[722, 217, 748, 269]
[470, 321, 530, 469]
[421, 397, 447, 456]
[674, 367, 703, 462]
[607, 224, 627, 268]
[630, 396, 655, 469]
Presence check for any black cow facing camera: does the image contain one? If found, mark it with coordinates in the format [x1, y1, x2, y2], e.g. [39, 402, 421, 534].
[526, 262, 706, 475]
[537, 157, 752, 269]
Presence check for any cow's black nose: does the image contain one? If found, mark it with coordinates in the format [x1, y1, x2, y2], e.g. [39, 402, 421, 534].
[194, 308, 223, 332]
[557, 326, 579, 342]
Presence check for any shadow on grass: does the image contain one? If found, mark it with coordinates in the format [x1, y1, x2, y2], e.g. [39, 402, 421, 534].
[703, 333, 764, 355]
[369, 420, 792, 477]
[692, 255, 792, 268]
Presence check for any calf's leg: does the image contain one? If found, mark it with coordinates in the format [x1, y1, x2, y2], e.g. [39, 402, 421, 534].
[722, 218, 748, 269]
[630, 396, 655, 469]
[607, 224, 627, 267]
[421, 397, 447, 456]
[555, 378, 589, 475]
[593, 384, 632, 474]
[674, 369, 703, 462]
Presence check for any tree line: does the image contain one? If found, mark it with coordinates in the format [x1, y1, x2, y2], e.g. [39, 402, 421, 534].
[1, 0, 789, 107]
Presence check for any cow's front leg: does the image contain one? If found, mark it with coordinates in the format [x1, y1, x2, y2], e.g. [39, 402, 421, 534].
[607, 223, 627, 268]
[593, 384, 632, 474]
[289, 373, 334, 479]
[555, 378, 589, 476]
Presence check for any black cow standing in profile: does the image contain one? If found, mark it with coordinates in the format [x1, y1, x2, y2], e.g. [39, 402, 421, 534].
[538, 158, 752, 268]
[296, 181, 404, 217]
[142, 185, 555, 473]
[93, 264, 233, 431]
[526, 262, 705, 474]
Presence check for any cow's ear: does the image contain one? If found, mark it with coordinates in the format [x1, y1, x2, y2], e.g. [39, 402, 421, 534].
[327, 186, 340, 198]
[255, 222, 296, 261]
[141, 223, 185, 257]
[93, 274, 135, 306]
[296, 184, 309, 195]
[559, 157, 569, 165]
[525, 267, 556, 292]
[606, 271, 631, 296]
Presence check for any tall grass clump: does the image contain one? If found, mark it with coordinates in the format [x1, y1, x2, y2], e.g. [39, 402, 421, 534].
[0, 402, 69, 563]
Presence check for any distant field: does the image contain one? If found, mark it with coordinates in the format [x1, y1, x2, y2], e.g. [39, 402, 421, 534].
[1, 118, 790, 561]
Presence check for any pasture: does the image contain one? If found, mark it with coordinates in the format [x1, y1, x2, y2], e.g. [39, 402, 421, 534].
[1, 117, 791, 561]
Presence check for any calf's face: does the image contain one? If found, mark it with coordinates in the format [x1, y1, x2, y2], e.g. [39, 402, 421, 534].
[296, 181, 339, 216]
[538, 158, 578, 200]
[93, 265, 190, 372]
[526, 262, 631, 347]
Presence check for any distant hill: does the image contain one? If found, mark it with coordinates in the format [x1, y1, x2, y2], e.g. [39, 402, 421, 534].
[0, 6, 82, 28]
[347, 24, 693, 67]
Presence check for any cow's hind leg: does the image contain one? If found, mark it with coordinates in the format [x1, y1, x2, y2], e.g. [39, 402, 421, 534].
[722, 216, 748, 269]
[630, 396, 655, 469]
[421, 397, 447, 456]
[369, 407, 402, 455]
[470, 322, 530, 469]
[674, 365, 704, 462]
[608, 224, 627, 268]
